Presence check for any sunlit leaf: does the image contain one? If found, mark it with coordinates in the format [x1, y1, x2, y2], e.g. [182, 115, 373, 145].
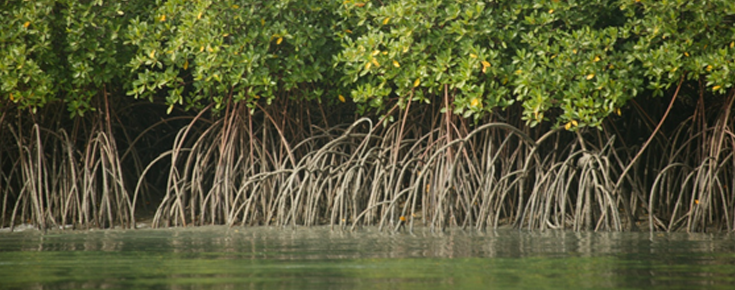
[371, 58, 380, 67]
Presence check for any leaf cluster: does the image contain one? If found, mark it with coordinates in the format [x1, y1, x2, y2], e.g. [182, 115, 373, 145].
[125, 0, 342, 113]
[2, 0, 734, 128]
[1, 0, 149, 117]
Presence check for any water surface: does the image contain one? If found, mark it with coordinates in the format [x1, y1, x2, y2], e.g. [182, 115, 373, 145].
[1, 226, 734, 289]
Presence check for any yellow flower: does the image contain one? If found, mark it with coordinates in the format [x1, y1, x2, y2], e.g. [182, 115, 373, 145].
[392, 60, 400, 68]
[276, 37, 283, 45]
[383, 17, 390, 25]
[470, 98, 481, 107]
[586, 73, 595, 80]
[159, 14, 166, 22]
[413, 78, 421, 88]
[338, 95, 346, 103]
[23, 21, 30, 28]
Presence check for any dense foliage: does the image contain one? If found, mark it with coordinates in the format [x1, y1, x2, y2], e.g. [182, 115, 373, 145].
[125, 0, 342, 113]
[2, 0, 733, 127]
[1, 0, 150, 117]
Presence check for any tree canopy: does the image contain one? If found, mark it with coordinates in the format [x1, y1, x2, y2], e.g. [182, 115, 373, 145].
[2, 0, 734, 128]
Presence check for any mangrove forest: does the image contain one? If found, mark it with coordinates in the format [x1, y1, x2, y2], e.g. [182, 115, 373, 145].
[1, 0, 734, 233]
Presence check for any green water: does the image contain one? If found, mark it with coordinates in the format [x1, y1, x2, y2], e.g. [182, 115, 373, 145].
[1, 226, 734, 290]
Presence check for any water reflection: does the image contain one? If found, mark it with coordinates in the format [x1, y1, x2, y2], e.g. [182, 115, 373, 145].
[1, 227, 734, 290]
